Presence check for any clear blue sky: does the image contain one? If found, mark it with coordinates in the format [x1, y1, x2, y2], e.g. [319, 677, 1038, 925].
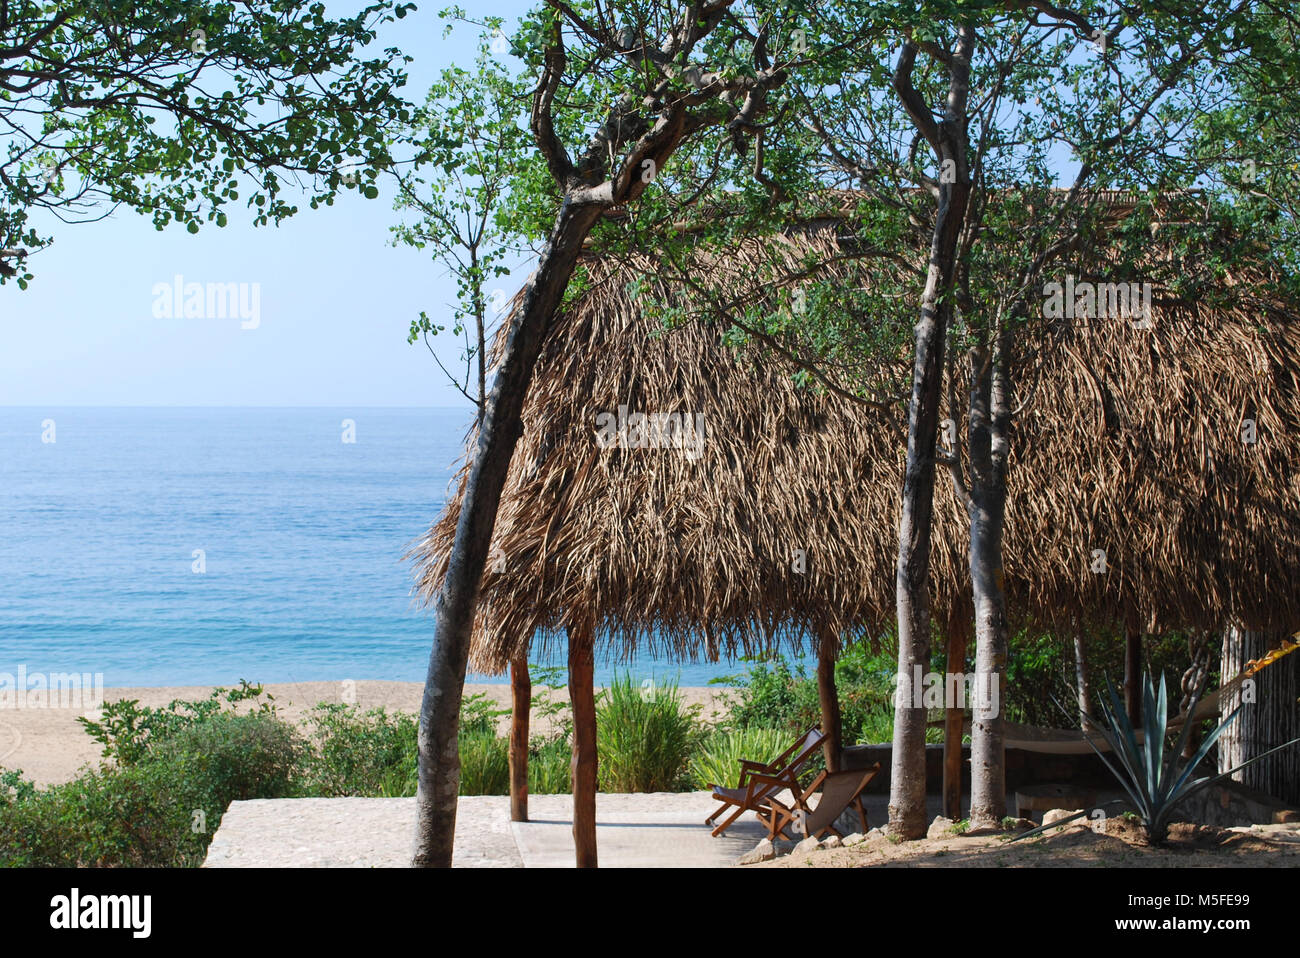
[0, 2, 535, 408]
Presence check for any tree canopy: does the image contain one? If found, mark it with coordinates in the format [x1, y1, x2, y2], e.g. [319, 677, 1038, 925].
[0, 0, 415, 284]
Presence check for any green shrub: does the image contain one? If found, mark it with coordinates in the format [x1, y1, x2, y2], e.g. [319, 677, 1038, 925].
[596, 674, 701, 792]
[0, 759, 213, 867]
[152, 711, 302, 806]
[298, 704, 418, 797]
[1, 689, 304, 867]
[687, 727, 792, 789]
[1003, 630, 1199, 727]
[299, 696, 512, 798]
[1, 711, 301, 867]
[726, 645, 947, 746]
[0, 768, 36, 807]
[461, 691, 509, 735]
[77, 680, 277, 766]
[726, 657, 810, 733]
[855, 701, 910, 745]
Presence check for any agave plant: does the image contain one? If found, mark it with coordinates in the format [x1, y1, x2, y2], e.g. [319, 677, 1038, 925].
[1082, 671, 1300, 845]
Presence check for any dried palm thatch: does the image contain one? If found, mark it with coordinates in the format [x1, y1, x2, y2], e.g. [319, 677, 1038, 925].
[409, 208, 1300, 675]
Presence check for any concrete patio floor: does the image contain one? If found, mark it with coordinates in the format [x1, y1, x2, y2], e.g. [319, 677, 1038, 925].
[202, 792, 780, 868]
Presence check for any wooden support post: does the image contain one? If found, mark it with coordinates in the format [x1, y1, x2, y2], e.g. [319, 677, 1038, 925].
[817, 632, 842, 772]
[568, 628, 598, 868]
[942, 621, 969, 820]
[1124, 626, 1142, 725]
[1220, 628, 1300, 804]
[508, 653, 531, 823]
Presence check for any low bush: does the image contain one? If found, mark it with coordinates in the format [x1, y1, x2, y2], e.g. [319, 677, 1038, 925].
[152, 711, 302, 805]
[76, 680, 278, 766]
[0, 761, 206, 867]
[298, 704, 418, 797]
[725, 644, 950, 746]
[2, 690, 304, 868]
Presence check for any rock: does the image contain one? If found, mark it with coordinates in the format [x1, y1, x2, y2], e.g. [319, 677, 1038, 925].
[1244, 824, 1300, 843]
[736, 838, 776, 865]
[927, 816, 955, 839]
[833, 808, 863, 836]
[841, 832, 866, 846]
[1002, 817, 1035, 832]
[866, 827, 885, 841]
[793, 836, 822, 856]
[1041, 808, 1084, 829]
[822, 834, 843, 848]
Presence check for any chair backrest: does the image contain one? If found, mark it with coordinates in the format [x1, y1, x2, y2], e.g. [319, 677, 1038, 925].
[774, 726, 826, 775]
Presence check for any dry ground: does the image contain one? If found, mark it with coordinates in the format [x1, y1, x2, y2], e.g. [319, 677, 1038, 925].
[759, 818, 1300, 867]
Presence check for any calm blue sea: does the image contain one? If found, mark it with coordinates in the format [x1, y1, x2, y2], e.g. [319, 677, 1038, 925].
[0, 408, 758, 688]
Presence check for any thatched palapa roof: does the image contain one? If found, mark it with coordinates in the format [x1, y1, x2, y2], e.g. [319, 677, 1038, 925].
[411, 204, 1300, 674]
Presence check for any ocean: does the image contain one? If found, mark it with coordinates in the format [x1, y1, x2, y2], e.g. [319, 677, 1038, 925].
[0, 407, 761, 688]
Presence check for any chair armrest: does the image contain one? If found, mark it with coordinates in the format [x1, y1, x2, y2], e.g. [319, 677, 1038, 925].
[745, 772, 797, 801]
[736, 759, 773, 786]
[797, 769, 829, 805]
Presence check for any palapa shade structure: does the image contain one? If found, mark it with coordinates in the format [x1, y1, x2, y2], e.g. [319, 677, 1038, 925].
[412, 206, 1300, 864]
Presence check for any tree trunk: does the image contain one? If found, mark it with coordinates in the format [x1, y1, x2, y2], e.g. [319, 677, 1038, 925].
[889, 227, 955, 836]
[509, 653, 531, 823]
[1124, 627, 1142, 725]
[1219, 627, 1300, 805]
[412, 200, 603, 867]
[1074, 632, 1093, 731]
[942, 620, 970, 820]
[569, 627, 598, 868]
[887, 31, 974, 839]
[1179, 632, 1212, 759]
[967, 328, 1011, 828]
[817, 632, 842, 772]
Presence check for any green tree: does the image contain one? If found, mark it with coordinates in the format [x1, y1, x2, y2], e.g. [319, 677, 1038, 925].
[391, 19, 531, 417]
[621, 0, 1299, 833]
[410, 0, 874, 868]
[0, 0, 414, 285]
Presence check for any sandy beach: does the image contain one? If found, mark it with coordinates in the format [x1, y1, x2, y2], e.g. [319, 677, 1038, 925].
[0, 680, 735, 786]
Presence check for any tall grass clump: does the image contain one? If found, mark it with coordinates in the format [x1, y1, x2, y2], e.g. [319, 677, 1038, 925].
[687, 727, 791, 789]
[459, 731, 510, 794]
[527, 736, 572, 794]
[596, 674, 701, 792]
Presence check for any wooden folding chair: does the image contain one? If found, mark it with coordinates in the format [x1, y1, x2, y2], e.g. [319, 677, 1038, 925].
[760, 762, 882, 841]
[704, 726, 826, 838]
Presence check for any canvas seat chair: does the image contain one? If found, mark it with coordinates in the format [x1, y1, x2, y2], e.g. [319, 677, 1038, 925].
[705, 726, 826, 838]
[760, 763, 882, 841]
